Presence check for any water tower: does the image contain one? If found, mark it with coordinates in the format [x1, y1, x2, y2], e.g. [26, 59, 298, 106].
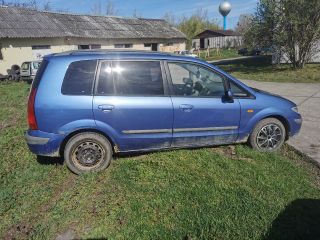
[219, 1, 232, 30]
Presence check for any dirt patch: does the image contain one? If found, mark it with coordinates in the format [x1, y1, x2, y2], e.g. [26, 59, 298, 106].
[0, 112, 21, 132]
[3, 223, 33, 240]
[211, 145, 255, 162]
[56, 229, 76, 240]
[0, 123, 13, 131]
[2, 175, 77, 239]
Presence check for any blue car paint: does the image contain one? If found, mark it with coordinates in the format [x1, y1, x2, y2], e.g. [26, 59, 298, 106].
[25, 51, 302, 156]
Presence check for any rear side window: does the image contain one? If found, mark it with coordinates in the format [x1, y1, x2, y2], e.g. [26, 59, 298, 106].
[96, 61, 114, 95]
[32, 60, 48, 88]
[62, 60, 97, 95]
[112, 61, 164, 96]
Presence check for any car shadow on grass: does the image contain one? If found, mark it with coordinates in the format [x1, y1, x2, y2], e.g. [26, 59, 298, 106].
[264, 199, 320, 240]
[36, 155, 64, 165]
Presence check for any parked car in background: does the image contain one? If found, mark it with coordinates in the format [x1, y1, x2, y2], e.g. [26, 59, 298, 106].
[0, 73, 8, 81]
[174, 50, 198, 58]
[238, 48, 261, 56]
[20, 61, 42, 84]
[25, 50, 302, 174]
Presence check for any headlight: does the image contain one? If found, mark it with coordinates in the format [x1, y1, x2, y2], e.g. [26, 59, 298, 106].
[291, 106, 299, 113]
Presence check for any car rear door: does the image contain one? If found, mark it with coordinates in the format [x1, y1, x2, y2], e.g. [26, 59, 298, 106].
[165, 61, 241, 147]
[21, 62, 31, 77]
[93, 60, 173, 152]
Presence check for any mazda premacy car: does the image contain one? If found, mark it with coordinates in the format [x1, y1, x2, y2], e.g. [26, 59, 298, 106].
[25, 50, 302, 174]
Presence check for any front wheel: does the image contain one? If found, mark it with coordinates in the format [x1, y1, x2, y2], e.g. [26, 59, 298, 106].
[249, 118, 286, 152]
[64, 132, 113, 175]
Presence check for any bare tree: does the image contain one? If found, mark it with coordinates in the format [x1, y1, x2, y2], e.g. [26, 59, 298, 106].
[0, 0, 38, 9]
[163, 12, 176, 26]
[28, 0, 37, 9]
[91, 0, 102, 15]
[43, 0, 52, 11]
[55, 8, 69, 13]
[235, 14, 252, 35]
[0, 0, 71, 12]
[132, 8, 142, 18]
[106, 0, 117, 16]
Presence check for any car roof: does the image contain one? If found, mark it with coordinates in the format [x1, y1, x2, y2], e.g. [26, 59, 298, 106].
[22, 60, 42, 63]
[45, 49, 198, 61]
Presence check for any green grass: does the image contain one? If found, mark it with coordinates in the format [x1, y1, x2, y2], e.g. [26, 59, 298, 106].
[199, 49, 239, 61]
[1, 82, 320, 239]
[217, 56, 320, 83]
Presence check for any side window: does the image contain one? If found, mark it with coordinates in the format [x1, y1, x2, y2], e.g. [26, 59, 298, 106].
[230, 82, 250, 98]
[96, 61, 114, 95]
[61, 60, 97, 95]
[112, 61, 164, 96]
[168, 62, 225, 97]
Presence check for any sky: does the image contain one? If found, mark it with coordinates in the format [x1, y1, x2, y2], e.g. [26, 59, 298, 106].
[37, 0, 259, 29]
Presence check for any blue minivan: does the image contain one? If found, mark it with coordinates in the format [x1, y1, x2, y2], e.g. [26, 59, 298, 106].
[25, 50, 302, 174]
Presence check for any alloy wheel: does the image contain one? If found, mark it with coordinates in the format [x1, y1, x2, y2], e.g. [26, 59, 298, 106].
[256, 124, 283, 150]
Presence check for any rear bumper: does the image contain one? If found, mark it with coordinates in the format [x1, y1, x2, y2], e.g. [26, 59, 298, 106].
[25, 130, 65, 157]
[21, 76, 35, 82]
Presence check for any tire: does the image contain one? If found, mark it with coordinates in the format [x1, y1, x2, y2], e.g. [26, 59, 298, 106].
[64, 132, 113, 175]
[249, 118, 286, 152]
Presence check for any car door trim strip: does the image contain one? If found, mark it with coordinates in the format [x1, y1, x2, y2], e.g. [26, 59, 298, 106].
[122, 129, 172, 134]
[173, 126, 238, 132]
[122, 126, 238, 134]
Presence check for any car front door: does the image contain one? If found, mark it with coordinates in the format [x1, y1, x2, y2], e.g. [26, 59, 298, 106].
[93, 60, 173, 152]
[166, 61, 241, 147]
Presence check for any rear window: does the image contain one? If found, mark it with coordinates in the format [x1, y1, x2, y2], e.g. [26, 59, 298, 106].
[61, 60, 97, 95]
[21, 62, 30, 71]
[32, 60, 49, 88]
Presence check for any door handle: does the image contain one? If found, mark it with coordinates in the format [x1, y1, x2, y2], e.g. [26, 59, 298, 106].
[179, 104, 193, 112]
[98, 104, 114, 112]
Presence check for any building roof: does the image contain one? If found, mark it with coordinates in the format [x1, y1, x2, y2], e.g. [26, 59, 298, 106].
[0, 6, 186, 40]
[193, 29, 241, 39]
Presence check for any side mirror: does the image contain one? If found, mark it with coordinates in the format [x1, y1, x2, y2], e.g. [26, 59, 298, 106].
[226, 89, 234, 102]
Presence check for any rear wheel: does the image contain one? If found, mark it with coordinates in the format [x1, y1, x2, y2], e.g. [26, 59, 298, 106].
[249, 118, 286, 152]
[64, 132, 113, 175]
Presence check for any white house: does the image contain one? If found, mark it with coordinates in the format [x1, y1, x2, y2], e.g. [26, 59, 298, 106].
[0, 6, 186, 75]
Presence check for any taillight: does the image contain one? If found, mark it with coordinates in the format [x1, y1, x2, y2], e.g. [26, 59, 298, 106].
[27, 87, 38, 130]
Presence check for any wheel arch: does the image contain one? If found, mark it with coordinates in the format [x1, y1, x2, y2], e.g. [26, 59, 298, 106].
[260, 115, 290, 141]
[59, 128, 118, 157]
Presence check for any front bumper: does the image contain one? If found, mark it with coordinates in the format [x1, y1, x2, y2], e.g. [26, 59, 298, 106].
[289, 115, 302, 137]
[25, 130, 65, 157]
